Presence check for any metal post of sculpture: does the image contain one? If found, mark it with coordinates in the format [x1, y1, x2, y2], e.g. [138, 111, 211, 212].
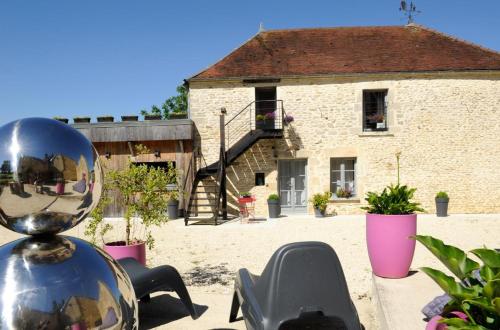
[0, 118, 138, 329]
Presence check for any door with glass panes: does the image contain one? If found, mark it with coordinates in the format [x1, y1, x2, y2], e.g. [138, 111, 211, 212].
[279, 160, 307, 213]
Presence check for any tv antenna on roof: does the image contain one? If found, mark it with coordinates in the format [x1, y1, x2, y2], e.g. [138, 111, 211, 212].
[399, 1, 420, 24]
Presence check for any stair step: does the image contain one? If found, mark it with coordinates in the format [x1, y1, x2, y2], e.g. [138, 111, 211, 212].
[188, 210, 215, 214]
[193, 204, 216, 207]
[191, 197, 210, 200]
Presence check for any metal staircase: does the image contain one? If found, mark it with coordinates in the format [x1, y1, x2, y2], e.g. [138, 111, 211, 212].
[184, 100, 285, 225]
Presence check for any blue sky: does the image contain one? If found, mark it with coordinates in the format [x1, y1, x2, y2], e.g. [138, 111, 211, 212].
[0, 0, 499, 126]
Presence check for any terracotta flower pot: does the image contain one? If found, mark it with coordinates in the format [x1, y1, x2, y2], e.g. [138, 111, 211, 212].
[366, 213, 417, 278]
[103, 241, 146, 265]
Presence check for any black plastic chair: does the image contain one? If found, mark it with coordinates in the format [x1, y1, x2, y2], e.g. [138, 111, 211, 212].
[229, 241, 362, 330]
[117, 257, 198, 319]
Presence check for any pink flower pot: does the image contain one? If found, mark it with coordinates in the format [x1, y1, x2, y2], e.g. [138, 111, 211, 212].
[55, 182, 65, 195]
[426, 312, 468, 330]
[366, 213, 417, 278]
[103, 241, 146, 265]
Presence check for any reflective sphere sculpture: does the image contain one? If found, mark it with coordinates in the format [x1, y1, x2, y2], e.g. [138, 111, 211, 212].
[0, 236, 138, 329]
[0, 118, 102, 235]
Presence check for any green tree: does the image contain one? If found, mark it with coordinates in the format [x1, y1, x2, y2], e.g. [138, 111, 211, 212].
[141, 84, 187, 119]
[85, 145, 177, 249]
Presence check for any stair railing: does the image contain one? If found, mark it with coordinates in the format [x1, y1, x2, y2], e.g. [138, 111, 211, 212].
[224, 100, 284, 150]
[181, 152, 195, 218]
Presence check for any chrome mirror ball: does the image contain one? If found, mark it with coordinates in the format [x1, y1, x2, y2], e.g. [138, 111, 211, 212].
[0, 117, 102, 235]
[0, 118, 138, 329]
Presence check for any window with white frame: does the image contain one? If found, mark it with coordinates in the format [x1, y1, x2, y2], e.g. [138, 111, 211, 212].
[330, 158, 356, 198]
[363, 90, 388, 131]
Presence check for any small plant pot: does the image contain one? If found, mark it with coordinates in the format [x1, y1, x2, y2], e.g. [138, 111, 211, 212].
[54, 117, 69, 124]
[168, 199, 179, 220]
[97, 116, 114, 123]
[267, 200, 280, 218]
[435, 197, 449, 217]
[73, 117, 91, 123]
[121, 115, 139, 122]
[257, 119, 275, 130]
[104, 241, 146, 265]
[366, 213, 417, 278]
[55, 181, 65, 195]
[314, 207, 325, 218]
[169, 112, 188, 120]
[144, 114, 162, 120]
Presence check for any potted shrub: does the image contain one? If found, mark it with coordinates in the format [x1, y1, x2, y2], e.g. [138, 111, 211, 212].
[53, 116, 69, 124]
[73, 116, 91, 123]
[144, 114, 162, 120]
[169, 112, 188, 120]
[310, 192, 331, 217]
[85, 146, 176, 265]
[361, 152, 424, 278]
[97, 115, 114, 123]
[267, 194, 280, 218]
[121, 115, 139, 122]
[414, 235, 499, 329]
[255, 114, 266, 128]
[167, 192, 179, 220]
[435, 191, 449, 217]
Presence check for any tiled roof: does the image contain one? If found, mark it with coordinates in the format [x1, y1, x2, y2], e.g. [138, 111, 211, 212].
[189, 25, 500, 80]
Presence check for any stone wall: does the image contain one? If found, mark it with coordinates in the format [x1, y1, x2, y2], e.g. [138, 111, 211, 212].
[189, 73, 500, 216]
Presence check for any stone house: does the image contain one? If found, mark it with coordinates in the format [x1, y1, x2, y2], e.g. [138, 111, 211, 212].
[185, 24, 500, 219]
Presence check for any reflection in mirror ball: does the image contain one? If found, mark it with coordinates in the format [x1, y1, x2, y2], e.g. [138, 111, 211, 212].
[0, 236, 138, 329]
[0, 118, 102, 235]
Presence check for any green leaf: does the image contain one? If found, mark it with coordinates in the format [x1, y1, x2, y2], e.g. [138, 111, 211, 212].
[415, 235, 480, 280]
[464, 298, 497, 314]
[470, 249, 500, 269]
[420, 267, 478, 300]
[493, 297, 500, 315]
[482, 278, 500, 301]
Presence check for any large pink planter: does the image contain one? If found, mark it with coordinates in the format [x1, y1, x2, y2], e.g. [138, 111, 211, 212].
[103, 241, 146, 265]
[366, 213, 417, 278]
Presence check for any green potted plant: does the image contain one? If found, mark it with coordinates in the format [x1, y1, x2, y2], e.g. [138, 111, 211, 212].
[169, 112, 188, 120]
[255, 114, 266, 128]
[361, 152, 425, 278]
[167, 191, 179, 220]
[97, 115, 114, 123]
[144, 114, 162, 120]
[414, 235, 500, 329]
[85, 145, 175, 265]
[435, 191, 449, 217]
[309, 192, 331, 217]
[73, 116, 91, 123]
[267, 194, 280, 218]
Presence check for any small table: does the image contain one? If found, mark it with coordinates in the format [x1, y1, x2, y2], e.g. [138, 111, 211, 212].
[238, 196, 255, 222]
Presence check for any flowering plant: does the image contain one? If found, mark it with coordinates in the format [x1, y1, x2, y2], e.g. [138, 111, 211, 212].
[264, 112, 276, 120]
[256, 114, 265, 121]
[284, 114, 294, 124]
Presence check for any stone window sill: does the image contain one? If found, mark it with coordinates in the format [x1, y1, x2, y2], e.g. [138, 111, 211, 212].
[330, 198, 361, 203]
[358, 131, 394, 137]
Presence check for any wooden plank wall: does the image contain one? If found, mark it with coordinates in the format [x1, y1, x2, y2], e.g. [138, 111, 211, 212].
[93, 140, 193, 217]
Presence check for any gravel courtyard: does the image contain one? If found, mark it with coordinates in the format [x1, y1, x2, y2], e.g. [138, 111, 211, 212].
[1, 214, 498, 329]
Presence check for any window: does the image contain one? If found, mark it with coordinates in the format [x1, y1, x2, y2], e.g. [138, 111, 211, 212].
[255, 172, 265, 186]
[330, 158, 356, 198]
[363, 90, 388, 131]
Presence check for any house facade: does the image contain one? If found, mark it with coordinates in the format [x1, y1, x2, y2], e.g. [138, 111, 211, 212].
[186, 24, 500, 217]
